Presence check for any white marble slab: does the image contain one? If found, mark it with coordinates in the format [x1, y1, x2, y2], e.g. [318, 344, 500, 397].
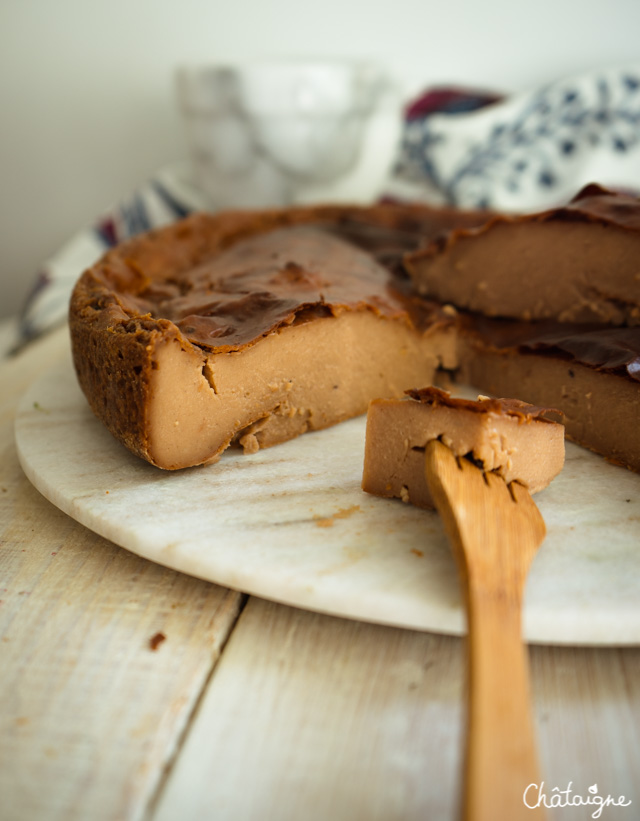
[14, 353, 640, 645]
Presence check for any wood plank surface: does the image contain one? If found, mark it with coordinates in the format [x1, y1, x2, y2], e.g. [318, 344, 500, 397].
[152, 597, 466, 821]
[531, 645, 640, 815]
[0, 327, 246, 821]
[152, 602, 640, 821]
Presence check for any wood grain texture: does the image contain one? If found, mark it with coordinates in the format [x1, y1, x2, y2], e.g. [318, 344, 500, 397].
[0, 326, 245, 821]
[530, 644, 640, 816]
[152, 596, 466, 821]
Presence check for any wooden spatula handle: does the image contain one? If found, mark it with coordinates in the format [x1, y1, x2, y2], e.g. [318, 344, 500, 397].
[463, 583, 545, 821]
[424, 441, 546, 821]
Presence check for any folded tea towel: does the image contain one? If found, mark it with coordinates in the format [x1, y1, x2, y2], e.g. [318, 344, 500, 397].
[12, 63, 640, 351]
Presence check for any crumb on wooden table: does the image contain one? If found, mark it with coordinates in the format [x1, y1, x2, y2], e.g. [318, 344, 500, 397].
[149, 632, 166, 651]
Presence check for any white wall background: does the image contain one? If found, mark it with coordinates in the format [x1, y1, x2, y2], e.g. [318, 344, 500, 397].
[1, 0, 639, 319]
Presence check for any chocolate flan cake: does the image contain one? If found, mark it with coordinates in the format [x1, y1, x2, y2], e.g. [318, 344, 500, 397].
[69, 190, 640, 475]
[69, 202, 487, 470]
[362, 387, 565, 508]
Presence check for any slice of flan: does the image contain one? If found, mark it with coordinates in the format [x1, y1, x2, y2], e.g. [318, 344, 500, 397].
[362, 387, 565, 508]
[405, 184, 640, 325]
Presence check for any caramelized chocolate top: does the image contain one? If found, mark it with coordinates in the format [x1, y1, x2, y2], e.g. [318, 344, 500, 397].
[310, 206, 490, 273]
[121, 226, 448, 352]
[78, 201, 491, 353]
[466, 315, 640, 383]
[523, 326, 640, 382]
[556, 183, 640, 230]
[405, 386, 561, 422]
[409, 183, 640, 260]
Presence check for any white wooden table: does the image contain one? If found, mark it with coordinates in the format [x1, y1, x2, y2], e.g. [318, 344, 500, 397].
[1, 322, 639, 821]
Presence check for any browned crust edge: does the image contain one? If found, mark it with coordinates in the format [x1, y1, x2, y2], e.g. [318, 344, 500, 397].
[405, 182, 640, 266]
[404, 385, 562, 423]
[69, 307, 172, 464]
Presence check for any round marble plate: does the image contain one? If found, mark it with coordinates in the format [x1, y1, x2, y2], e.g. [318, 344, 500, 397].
[15, 353, 640, 645]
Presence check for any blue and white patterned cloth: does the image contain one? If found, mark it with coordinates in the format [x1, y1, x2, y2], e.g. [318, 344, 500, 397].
[14, 64, 640, 351]
[385, 64, 640, 210]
